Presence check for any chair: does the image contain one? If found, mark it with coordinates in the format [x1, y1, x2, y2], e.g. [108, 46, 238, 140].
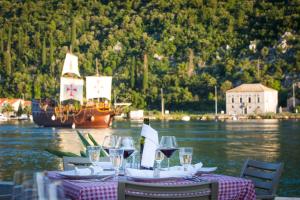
[63, 156, 110, 170]
[0, 181, 13, 200]
[118, 180, 218, 200]
[240, 159, 283, 200]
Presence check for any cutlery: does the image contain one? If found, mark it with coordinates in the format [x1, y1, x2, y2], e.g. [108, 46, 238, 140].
[69, 175, 114, 183]
[184, 175, 205, 182]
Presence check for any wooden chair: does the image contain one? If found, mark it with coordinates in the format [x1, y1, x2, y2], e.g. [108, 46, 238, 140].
[63, 156, 110, 170]
[118, 180, 218, 200]
[0, 181, 13, 200]
[240, 159, 283, 200]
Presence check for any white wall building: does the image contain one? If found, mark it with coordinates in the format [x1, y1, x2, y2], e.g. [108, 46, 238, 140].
[226, 84, 278, 115]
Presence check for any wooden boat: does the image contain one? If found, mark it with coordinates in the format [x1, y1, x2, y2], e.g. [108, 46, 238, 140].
[32, 52, 116, 128]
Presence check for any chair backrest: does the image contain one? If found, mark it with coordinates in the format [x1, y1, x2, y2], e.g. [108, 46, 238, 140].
[118, 180, 218, 200]
[63, 156, 110, 170]
[240, 159, 283, 197]
[0, 181, 13, 200]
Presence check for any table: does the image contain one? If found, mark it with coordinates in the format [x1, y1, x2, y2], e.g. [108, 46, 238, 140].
[48, 172, 256, 200]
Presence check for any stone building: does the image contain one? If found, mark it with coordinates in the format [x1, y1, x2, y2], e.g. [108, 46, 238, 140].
[226, 84, 278, 115]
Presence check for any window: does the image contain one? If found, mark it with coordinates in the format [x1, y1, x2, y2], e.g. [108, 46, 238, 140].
[257, 97, 260, 103]
[232, 97, 234, 103]
[232, 105, 234, 108]
[248, 97, 251, 103]
[240, 97, 242, 103]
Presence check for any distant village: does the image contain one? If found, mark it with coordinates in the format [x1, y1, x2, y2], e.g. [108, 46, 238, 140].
[0, 98, 31, 120]
[0, 83, 299, 122]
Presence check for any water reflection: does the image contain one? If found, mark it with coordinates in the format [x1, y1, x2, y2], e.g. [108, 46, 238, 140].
[0, 120, 299, 197]
[55, 128, 114, 155]
[224, 120, 280, 162]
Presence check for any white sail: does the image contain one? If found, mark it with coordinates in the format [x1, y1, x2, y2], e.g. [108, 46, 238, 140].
[62, 53, 80, 77]
[60, 77, 84, 104]
[86, 76, 112, 100]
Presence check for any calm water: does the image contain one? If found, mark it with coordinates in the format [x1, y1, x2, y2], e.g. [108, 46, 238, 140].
[0, 120, 299, 196]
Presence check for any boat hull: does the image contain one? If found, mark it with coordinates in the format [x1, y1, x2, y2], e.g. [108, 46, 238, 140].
[31, 100, 114, 128]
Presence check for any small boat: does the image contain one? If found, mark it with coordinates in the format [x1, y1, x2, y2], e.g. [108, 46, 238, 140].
[182, 116, 191, 121]
[0, 113, 8, 121]
[18, 114, 29, 120]
[231, 114, 238, 121]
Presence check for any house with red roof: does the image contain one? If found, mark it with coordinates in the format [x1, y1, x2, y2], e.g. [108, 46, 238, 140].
[0, 98, 31, 113]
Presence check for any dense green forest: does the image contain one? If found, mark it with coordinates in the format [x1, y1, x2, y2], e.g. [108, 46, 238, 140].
[0, 0, 299, 112]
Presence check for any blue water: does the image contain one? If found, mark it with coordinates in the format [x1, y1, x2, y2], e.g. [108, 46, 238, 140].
[0, 119, 299, 196]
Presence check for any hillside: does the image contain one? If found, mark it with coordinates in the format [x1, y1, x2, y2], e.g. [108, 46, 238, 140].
[0, 0, 299, 111]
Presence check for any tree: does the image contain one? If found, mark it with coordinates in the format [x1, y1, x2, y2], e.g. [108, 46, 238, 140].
[142, 53, 148, 93]
[49, 32, 55, 75]
[130, 57, 136, 89]
[71, 18, 76, 51]
[18, 28, 23, 57]
[187, 48, 194, 77]
[3, 50, 11, 76]
[42, 36, 47, 67]
[17, 102, 23, 116]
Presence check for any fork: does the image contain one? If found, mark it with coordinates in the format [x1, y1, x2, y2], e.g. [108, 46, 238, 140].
[184, 175, 205, 182]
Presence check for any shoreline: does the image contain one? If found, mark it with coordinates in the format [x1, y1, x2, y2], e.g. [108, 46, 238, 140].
[115, 112, 300, 121]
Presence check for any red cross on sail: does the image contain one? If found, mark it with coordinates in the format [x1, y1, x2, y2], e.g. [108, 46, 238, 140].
[66, 84, 77, 97]
[60, 77, 84, 104]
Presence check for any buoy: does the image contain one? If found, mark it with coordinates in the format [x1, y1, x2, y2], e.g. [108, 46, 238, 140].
[72, 123, 76, 129]
[91, 116, 95, 122]
[51, 115, 56, 121]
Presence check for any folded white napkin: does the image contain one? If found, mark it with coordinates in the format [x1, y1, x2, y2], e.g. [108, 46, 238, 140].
[168, 162, 203, 171]
[167, 163, 217, 173]
[126, 168, 195, 179]
[74, 166, 103, 175]
[141, 124, 159, 168]
[94, 161, 113, 169]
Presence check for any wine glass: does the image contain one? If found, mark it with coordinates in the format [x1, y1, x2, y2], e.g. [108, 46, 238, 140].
[87, 146, 101, 166]
[102, 135, 118, 154]
[154, 149, 165, 177]
[179, 147, 193, 171]
[159, 136, 178, 170]
[109, 148, 124, 179]
[116, 136, 136, 171]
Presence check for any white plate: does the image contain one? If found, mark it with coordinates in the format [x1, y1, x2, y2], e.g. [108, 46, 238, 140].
[126, 169, 192, 181]
[59, 170, 115, 179]
[127, 175, 179, 181]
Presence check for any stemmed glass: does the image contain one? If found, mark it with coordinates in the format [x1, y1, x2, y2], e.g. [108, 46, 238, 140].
[102, 135, 118, 154]
[154, 149, 165, 177]
[179, 147, 193, 171]
[116, 136, 136, 171]
[109, 148, 124, 179]
[159, 136, 178, 170]
[87, 146, 101, 167]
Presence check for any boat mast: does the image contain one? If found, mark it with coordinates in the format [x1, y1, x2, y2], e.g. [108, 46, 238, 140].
[95, 58, 100, 103]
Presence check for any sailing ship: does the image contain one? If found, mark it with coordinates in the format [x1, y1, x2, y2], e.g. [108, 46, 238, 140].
[32, 52, 115, 128]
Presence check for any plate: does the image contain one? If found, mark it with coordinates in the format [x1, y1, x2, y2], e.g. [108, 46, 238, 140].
[126, 175, 179, 182]
[59, 170, 114, 179]
[126, 169, 192, 181]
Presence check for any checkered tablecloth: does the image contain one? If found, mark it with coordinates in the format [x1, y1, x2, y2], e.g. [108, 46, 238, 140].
[47, 172, 256, 200]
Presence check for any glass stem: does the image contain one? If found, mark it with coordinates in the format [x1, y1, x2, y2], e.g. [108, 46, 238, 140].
[167, 158, 170, 170]
[123, 159, 127, 175]
[115, 168, 119, 179]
